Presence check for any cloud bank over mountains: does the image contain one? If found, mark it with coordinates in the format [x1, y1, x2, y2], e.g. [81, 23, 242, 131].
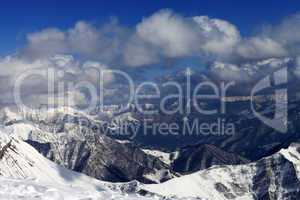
[20, 9, 241, 65]
[19, 9, 300, 66]
[1, 9, 300, 107]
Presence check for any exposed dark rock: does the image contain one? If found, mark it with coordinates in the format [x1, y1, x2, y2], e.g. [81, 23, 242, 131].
[172, 143, 249, 173]
[27, 134, 174, 183]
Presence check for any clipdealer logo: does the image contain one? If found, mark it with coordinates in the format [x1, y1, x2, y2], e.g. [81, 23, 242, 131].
[250, 67, 288, 133]
[13, 65, 289, 136]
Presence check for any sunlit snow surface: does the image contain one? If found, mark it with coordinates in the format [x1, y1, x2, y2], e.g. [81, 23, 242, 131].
[0, 176, 200, 200]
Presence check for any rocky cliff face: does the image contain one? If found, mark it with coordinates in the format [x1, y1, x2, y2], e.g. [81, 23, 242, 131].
[26, 135, 174, 183]
[171, 143, 249, 174]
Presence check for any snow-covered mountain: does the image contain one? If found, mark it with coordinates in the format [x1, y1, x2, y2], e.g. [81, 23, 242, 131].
[0, 134, 157, 200]
[1, 105, 300, 199]
[0, 107, 174, 183]
[0, 130, 202, 200]
[140, 142, 300, 199]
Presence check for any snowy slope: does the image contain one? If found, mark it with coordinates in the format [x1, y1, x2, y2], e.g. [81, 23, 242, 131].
[0, 175, 201, 200]
[0, 136, 102, 186]
[0, 177, 116, 200]
[0, 176, 170, 200]
[0, 135, 161, 200]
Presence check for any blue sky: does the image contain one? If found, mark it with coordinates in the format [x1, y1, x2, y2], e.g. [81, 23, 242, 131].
[1, 0, 300, 56]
